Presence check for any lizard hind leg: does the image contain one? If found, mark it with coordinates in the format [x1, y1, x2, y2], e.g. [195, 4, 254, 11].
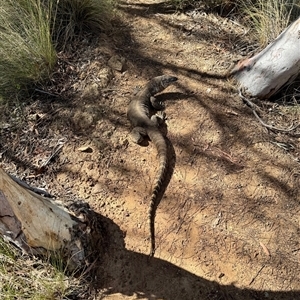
[130, 126, 148, 144]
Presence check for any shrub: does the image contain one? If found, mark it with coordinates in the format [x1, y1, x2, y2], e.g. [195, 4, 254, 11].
[0, 0, 115, 101]
[0, 237, 80, 299]
[0, 0, 56, 100]
[52, 0, 115, 49]
[240, 0, 300, 46]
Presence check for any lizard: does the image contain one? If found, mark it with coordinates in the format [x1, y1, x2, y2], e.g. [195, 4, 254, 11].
[127, 75, 178, 257]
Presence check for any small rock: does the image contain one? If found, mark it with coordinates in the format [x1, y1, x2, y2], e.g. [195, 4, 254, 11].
[108, 55, 126, 72]
[73, 111, 94, 130]
[98, 67, 114, 88]
[81, 82, 100, 99]
[77, 145, 93, 153]
[91, 183, 102, 194]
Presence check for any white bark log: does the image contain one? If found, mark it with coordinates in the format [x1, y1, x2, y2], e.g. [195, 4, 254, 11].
[230, 17, 300, 99]
[0, 167, 93, 271]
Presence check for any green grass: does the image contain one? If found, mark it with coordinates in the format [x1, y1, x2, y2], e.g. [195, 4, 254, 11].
[52, 0, 115, 49]
[0, 237, 84, 299]
[0, 0, 115, 102]
[240, 0, 300, 47]
[0, 0, 56, 100]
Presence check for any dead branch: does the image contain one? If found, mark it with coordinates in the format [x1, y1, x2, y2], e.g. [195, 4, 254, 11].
[238, 89, 299, 133]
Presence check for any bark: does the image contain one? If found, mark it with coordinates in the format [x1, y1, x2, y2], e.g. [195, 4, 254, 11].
[230, 17, 300, 99]
[0, 167, 103, 272]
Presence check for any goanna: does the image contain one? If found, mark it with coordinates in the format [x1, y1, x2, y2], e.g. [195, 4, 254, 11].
[127, 75, 177, 257]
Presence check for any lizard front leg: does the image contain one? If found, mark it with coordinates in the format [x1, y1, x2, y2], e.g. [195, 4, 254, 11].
[151, 111, 166, 126]
[150, 96, 165, 110]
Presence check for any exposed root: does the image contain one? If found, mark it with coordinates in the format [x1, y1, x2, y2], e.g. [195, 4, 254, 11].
[238, 89, 299, 133]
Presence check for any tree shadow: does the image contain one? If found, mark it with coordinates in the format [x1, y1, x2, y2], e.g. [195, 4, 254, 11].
[94, 212, 300, 300]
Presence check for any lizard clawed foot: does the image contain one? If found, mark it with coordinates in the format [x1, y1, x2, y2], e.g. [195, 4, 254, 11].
[156, 111, 167, 121]
[150, 96, 165, 110]
[151, 111, 166, 126]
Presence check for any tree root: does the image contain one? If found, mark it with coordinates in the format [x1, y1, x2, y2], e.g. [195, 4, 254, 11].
[238, 89, 299, 133]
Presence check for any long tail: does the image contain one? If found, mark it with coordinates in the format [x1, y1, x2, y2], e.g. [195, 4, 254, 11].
[147, 128, 168, 257]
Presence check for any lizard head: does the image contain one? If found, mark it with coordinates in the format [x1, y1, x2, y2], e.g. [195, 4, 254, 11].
[149, 75, 178, 94]
[159, 75, 178, 89]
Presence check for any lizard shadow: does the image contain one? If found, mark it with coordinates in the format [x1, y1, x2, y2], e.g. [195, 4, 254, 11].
[156, 91, 192, 102]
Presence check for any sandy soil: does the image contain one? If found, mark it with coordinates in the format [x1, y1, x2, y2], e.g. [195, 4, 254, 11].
[1, 1, 300, 299]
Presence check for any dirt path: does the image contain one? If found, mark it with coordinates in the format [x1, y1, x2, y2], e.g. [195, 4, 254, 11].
[1, 0, 300, 299]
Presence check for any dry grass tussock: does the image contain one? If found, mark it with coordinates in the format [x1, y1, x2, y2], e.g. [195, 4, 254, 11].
[52, 0, 116, 49]
[0, 0, 56, 100]
[240, 0, 300, 47]
[0, 0, 115, 102]
[0, 237, 87, 299]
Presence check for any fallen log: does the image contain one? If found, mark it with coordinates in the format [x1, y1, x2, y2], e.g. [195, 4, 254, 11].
[0, 167, 104, 272]
[230, 17, 300, 99]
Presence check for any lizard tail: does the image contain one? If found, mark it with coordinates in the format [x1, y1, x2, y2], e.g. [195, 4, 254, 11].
[147, 128, 168, 257]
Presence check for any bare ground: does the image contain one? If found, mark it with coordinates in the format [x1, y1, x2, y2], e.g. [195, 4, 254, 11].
[1, 1, 300, 299]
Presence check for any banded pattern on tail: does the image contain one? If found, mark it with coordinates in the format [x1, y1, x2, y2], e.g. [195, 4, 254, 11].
[147, 127, 168, 257]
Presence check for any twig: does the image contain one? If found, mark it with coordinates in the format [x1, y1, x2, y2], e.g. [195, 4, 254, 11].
[9, 174, 53, 198]
[40, 141, 65, 168]
[271, 141, 295, 151]
[249, 264, 266, 286]
[238, 89, 299, 133]
[214, 147, 239, 164]
[34, 88, 59, 97]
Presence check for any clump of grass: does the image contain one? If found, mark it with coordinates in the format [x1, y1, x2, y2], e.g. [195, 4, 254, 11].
[0, 0, 57, 100]
[52, 0, 115, 49]
[240, 0, 300, 47]
[0, 0, 115, 101]
[0, 237, 84, 299]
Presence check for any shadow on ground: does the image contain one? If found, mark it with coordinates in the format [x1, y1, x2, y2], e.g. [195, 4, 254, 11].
[95, 213, 300, 300]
